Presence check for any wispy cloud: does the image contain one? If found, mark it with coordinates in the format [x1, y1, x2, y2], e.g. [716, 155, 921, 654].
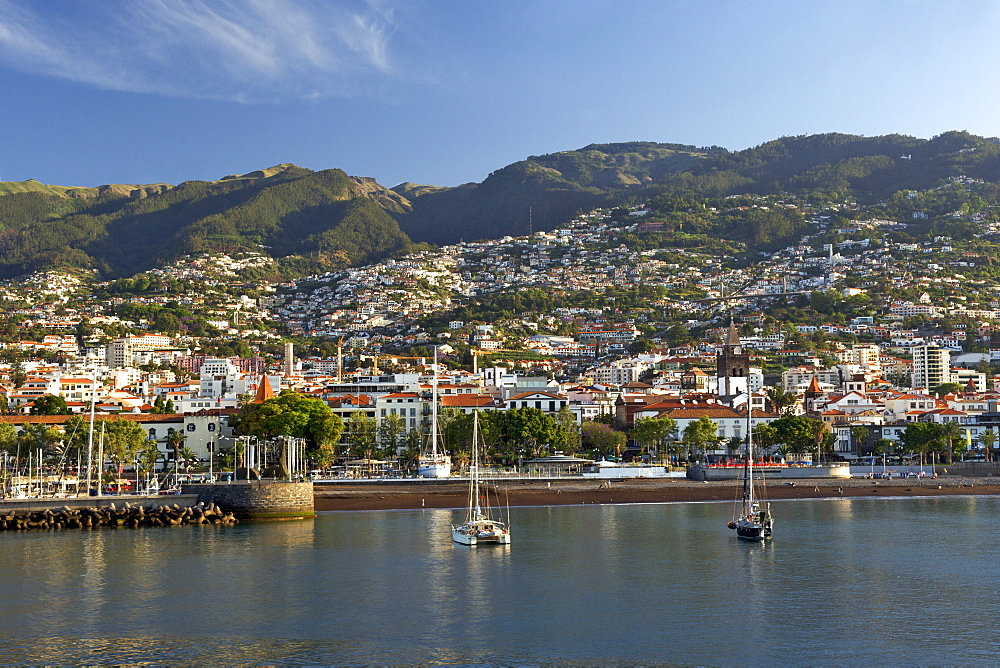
[0, 0, 397, 101]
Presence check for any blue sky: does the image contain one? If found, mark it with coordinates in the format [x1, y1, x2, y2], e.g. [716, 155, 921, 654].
[2, 0, 1000, 189]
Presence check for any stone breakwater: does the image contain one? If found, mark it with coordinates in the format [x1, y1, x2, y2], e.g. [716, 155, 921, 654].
[183, 481, 314, 519]
[0, 501, 237, 531]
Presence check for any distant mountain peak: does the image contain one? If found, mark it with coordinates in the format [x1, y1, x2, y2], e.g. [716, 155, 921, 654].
[218, 163, 308, 181]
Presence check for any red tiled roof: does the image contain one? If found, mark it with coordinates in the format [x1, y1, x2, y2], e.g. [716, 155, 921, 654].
[441, 395, 495, 408]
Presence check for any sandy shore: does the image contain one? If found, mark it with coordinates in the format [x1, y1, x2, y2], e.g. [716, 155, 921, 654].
[314, 476, 1000, 511]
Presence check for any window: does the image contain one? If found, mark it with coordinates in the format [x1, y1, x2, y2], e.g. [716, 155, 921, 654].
[148, 428, 156, 438]
[187, 423, 196, 432]
[208, 423, 216, 432]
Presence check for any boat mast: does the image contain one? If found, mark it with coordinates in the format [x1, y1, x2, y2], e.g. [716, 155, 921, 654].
[86, 372, 95, 495]
[743, 403, 754, 511]
[431, 346, 439, 457]
[471, 411, 482, 521]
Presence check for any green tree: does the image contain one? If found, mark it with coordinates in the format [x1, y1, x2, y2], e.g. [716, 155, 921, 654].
[752, 422, 777, 457]
[104, 419, 149, 470]
[441, 410, 474, 467]
[377, 413, 406, 460]
[554, 407, 582, 454]
[346, 411, 378, 460]
[811, 420, 832, 463]
[10, 359, 26, 390]
[931, 382, 963, 396]
[631, 416, 677, 464]
[978, 428, 997, 461]
[772, 415, 818, 462]
[682, 416, 719, 462]
[30, 394, 71, 416]
[237, 392, 344, 462]
[474, 408, 565, 465]
[18, 423, 62, 463]
[177, 445, 199, 472]
[766, 386, 798, 415]
[939, 420, 962, 465]
[899, 422, 944, 468]
[849, 424, 870, 454]
[138, 440, 162, 475]
[0, 422, 18, 456]
[398, 430, 422, 475]
[166, 429, 186, 471]
[581, 421, 626, 459]
[872, 438, 896, 460]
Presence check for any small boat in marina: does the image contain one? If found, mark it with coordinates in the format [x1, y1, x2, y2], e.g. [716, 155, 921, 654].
[452, 412, 510, 546]
[727, 408, 773, 541]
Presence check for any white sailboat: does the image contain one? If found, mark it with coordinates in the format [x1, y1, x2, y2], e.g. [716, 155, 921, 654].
[452, 412, 511, 546]
[727, 408, 773, 540]
[418, 347, 452, 478]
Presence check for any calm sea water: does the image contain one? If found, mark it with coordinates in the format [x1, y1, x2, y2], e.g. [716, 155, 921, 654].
[1, 496, 998, 665]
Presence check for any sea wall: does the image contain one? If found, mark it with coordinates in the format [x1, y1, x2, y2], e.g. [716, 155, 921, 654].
[0, 501, 237, 531]
[182, 481, 314, 519]
[687, 465, 853, 481]
[0, 494, 199, 513]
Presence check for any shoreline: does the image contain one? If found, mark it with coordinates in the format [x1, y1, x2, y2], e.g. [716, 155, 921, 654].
[314, 476, 1000, 511]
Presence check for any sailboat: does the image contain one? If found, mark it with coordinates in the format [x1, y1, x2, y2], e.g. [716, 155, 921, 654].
[452, 412, 511, 545]
[418, 347, 452, 478]
[727, 406, 773, 540]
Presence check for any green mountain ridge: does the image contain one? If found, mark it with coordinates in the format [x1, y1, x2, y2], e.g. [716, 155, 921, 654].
[5, 131, 1000, 280]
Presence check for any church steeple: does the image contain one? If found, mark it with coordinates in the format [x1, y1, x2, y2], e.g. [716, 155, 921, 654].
[726, 319, 741, 347]
[717, 317, 749, 398]
[253, 374, 276, 404]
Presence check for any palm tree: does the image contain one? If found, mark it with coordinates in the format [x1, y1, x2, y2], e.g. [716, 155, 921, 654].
[177, 446, 198, 472]
[166, 430, 186, 476]
[139, 440, 161, 476]
[766, 386, 798, 415]
[940, 421, 962, 465]
[978, 429, 997, 462]
[399, 430, 421, 476]
[850, 424, 870, 456]
[811, 420, 831, 464]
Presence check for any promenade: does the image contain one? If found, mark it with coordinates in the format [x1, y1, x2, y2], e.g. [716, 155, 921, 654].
[314, 476, 1000, 511]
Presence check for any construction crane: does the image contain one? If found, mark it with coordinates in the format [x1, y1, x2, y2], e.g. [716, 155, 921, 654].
[336, 336, 344, 383]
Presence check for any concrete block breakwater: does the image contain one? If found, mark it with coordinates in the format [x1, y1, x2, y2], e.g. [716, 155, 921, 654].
[0, 501, 237, 531]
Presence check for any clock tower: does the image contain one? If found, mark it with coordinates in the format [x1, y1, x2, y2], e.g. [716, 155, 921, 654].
[717, 319, 750, 397]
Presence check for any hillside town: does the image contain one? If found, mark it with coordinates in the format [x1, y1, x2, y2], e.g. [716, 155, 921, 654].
[2, 197, 1000, 474]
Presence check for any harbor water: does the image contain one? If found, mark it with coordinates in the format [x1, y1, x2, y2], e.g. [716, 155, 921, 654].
[2, 496, 999, 664]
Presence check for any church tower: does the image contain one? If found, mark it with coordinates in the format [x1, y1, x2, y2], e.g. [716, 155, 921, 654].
[717, 319, 750, 397]
[804, 375, 823, 414]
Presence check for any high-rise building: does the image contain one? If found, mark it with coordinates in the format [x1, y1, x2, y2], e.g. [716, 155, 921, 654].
[911, 345, 950, 390]
[283, 342, 295, 376]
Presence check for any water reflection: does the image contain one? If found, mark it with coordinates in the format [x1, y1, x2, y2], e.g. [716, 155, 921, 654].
[3, 498, 1000, 664]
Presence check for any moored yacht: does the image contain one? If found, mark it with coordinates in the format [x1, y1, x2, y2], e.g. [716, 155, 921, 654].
[727, 408, 773, 541]
[452, 412, 510, 545]
[419, 347, 452, 478]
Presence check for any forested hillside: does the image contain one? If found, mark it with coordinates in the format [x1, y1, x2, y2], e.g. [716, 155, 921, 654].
[395, 142, 720, 243]
[4, 131, 1000, 280]
[0, 165, 415, 278]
